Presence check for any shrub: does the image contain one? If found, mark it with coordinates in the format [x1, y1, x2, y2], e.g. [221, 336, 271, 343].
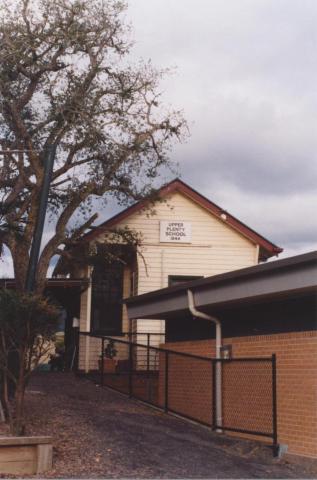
[0, 290, 59, 435]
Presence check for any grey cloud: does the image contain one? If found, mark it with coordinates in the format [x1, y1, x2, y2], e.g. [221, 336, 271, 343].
[193, 181, 317, 252]
[128, 0, 317, 197]
[2, 0, 317, 279]
[130, 0, 317, 97]
[126, 0, 317, 256]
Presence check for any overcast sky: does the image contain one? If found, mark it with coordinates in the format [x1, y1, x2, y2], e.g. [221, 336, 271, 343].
[126, 0, 317, 259]
[1, 0, 317, 277]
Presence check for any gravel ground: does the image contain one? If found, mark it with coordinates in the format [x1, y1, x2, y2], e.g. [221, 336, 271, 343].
[1, 372, 317, 479]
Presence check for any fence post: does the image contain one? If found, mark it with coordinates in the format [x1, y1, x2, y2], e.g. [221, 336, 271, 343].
[212, 360, 216, 429]
[272, 353, 278, 455]
[129, 341, 133, 398]
[128, 318, 132, 343]
[147, 333, 150, 371]
[72, 328, 80, 374]
[164, 351, 169, 413]
[101, 338, 105, 386]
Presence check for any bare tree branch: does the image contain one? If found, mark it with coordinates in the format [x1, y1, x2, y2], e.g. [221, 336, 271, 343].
[0, 0, 187, 293]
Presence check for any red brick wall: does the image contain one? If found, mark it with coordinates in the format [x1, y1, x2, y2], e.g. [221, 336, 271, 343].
[160, 331, 317, 458]
[159, 350, 272, 439]
[159, 352, 213, 424]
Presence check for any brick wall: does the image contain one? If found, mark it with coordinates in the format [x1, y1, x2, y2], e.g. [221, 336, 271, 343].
[159, 351, 213, 424]
[161, 331, 317, 458]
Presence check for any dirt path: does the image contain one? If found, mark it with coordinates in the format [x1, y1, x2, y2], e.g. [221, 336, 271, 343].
[7, 372, 317, 478]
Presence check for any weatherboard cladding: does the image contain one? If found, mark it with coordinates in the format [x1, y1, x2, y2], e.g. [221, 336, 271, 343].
[82, 178, 282, 260]
[103, 190, 259, 336]
[79, 184, 267, 368]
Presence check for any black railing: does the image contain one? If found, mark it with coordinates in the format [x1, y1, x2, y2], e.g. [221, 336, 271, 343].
[88, 331, 165, 348]
[78, 332, 278, 454]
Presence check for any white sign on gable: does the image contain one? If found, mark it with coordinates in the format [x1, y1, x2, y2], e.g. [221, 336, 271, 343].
[160, 221, 192, 243]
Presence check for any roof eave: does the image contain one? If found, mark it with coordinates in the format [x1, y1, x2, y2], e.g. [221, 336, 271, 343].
[124, 251, 317, 320]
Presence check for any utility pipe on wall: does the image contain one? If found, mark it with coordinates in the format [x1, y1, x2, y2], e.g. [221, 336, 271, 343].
[187, 289, 222, 429]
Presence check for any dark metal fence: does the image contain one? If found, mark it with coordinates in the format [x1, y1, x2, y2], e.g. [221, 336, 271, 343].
[79, 332, 278, 453]
[119, 331, 166, 346]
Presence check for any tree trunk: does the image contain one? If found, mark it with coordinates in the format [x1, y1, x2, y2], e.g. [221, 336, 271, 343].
[1, 370, 14, 433]
[11, 243, 30, 292]
[11, 349, 27, 436]
[12, 381, 25, 436]
[35, 256, 51, 295]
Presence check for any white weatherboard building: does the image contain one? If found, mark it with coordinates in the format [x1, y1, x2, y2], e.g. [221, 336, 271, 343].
[59, 179, 281, 371]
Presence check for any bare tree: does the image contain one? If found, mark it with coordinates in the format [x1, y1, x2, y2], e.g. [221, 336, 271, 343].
[0, 0, 186, 293]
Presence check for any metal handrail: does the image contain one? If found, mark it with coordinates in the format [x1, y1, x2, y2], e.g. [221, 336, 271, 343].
[79, 331, 273, 363]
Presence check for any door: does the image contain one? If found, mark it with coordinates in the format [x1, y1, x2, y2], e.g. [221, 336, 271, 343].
[91, 261, 124, 334]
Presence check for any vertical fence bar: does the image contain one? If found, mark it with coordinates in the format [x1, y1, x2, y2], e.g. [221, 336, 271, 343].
[272, 354, 278, 454]
[129, 341, 133, 398]
[101, 338, 105, 386]
[146, 334, 151, 403]
[212, 360, 216, 429]
[164, 351, 169, 413]
[128, 318, 132, 344]
[73, 327, 79, 373]
[147, 334, 150, 371]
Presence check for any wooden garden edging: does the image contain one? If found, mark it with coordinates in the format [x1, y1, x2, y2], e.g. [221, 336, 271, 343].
[0, 436, 52, 475]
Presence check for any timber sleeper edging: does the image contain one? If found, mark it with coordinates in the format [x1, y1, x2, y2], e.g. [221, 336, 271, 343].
[0, 436, 53, 475]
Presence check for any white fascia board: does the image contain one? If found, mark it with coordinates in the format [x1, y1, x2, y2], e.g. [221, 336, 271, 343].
[125, 261, 317, 320]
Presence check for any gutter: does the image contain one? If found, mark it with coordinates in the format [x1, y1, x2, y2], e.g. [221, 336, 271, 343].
[125, 250, 317, 306]
[187, 289, 222, 429]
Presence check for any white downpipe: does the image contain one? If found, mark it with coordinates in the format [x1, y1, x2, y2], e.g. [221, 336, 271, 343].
[187, 289, 222, 429]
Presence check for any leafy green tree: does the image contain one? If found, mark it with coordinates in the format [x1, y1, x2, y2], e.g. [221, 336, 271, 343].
[0, 0, 186, 293]
[0, 289, 59, 435]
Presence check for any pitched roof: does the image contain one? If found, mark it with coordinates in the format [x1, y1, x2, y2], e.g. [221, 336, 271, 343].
[82, 178, 283, 261]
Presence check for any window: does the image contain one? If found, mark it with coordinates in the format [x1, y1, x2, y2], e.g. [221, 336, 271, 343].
[168, 275, 203, 287]
[91, 261, 124, 334]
